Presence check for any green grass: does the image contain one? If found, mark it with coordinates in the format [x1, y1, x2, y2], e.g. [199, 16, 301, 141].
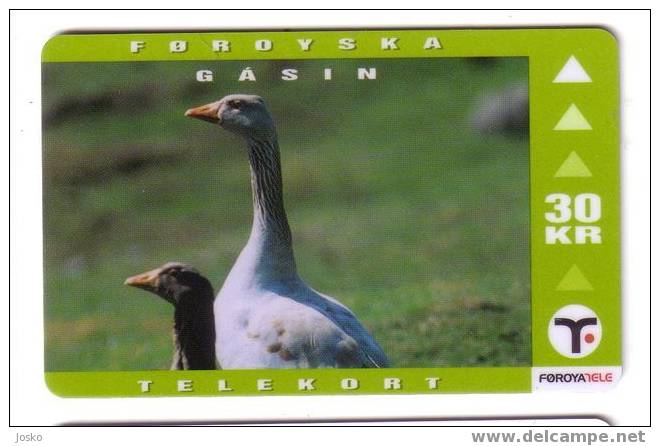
[43, 58, 530, 371]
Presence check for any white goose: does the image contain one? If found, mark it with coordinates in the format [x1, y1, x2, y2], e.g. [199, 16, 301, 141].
[185, 94, 390, 369]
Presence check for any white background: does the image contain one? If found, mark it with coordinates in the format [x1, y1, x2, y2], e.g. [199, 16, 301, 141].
[8, 7, 652, 438]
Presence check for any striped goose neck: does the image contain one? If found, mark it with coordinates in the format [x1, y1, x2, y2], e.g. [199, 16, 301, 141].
[244, 135, 297, 278]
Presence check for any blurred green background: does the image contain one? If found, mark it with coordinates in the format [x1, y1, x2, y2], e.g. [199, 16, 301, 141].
[43, 58, 530, 371]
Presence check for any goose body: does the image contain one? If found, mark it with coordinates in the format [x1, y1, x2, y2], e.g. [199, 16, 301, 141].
[217, 270, 387, 368]
[186, 94, 390, 369]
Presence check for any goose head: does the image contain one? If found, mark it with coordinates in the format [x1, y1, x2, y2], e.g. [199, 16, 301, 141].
[124, 262, 213, 306]
[185, 94, 275, 138]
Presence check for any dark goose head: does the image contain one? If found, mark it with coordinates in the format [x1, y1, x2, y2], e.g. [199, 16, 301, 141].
[125, 262, 216, 370]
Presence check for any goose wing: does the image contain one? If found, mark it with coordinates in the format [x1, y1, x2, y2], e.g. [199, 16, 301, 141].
[248, 295, 389, 368]
[281, 285, 391, 368]
[311, 290, 391, 368]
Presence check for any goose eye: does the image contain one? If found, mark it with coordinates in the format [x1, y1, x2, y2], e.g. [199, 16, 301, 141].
[228, 100, 241, 109]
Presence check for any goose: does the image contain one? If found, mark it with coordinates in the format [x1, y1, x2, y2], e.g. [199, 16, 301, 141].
[124, 262, 217, 370]
[185, 94, 390, 369]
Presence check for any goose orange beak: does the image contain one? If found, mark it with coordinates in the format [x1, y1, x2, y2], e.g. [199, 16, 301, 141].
[124, 268, 160, 290]
[185, 101, 221, 124]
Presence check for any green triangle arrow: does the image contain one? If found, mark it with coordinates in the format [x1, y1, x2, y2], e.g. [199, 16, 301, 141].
[554, 151, 593, 177]
[556, 264, 593, 291]
[554, 104, 592, 130]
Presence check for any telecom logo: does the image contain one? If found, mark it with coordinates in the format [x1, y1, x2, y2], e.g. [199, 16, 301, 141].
[548, 304, 601, 358]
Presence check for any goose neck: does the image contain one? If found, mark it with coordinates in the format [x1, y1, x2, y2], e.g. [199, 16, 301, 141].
[242, 135, 297, 280]
[172, 295, 216, 370]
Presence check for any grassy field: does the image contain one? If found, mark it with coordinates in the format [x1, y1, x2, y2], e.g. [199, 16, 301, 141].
[43, 58, 530, 371]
